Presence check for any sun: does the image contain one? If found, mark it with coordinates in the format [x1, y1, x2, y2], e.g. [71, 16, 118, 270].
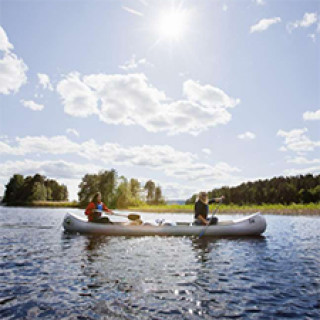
[157, 9, 189, 41]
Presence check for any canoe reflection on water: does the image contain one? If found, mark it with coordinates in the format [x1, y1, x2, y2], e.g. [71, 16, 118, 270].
[191, 235, 267, 264]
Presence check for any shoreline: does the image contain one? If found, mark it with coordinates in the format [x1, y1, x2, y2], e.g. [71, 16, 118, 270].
[126, 207, 320, 215]
[2, 201, 319, 215]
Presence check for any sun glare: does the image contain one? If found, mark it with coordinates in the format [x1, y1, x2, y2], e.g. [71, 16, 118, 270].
[157, 9, 189, 40]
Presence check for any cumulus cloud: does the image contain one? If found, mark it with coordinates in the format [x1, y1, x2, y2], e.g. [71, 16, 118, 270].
[183, 79, 239, 108]
[56, 72, 99, 117]
[0, 26, 28, 95]
[237, 131, 256, 140]
[0, 135, 242, 183]
[287, 12, 317, 32]
[303, 108, 320, 121]
[20, 99, 44, 111]
[277, 128, 320, 153]
[37, 73, 53, 91]
[0, 26, 13, 52]
[250, 17, 281, 33]
[0, 53, 28, 95]
[56, 73, 240, 135]
[119, 55, 153, 71]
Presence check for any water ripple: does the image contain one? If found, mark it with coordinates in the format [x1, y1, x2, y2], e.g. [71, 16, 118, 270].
[0, 209, 320, 319]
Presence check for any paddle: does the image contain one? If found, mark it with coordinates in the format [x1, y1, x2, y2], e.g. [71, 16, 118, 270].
[199, 201, 223, 238]
[112, 212, 141, 221]
[94, 210, 141, 221]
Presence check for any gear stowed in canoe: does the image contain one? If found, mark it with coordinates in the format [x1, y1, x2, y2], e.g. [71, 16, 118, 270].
[63, 212, 267, 237]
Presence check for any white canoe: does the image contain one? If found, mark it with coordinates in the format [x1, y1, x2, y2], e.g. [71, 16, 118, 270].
[63, 212, 267, 237]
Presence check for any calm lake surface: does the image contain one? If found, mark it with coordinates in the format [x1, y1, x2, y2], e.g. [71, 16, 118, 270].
[0, 207, 319, 319]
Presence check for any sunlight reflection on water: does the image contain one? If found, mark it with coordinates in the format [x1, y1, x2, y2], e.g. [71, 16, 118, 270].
[0, 207, 319, 319]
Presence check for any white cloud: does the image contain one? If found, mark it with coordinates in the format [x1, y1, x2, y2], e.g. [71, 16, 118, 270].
[0, 135, 242, 184]
[0, 135, 80, 155]
[202, 148, 212, 155]
[57, 73, 240, 135]
[0, 157, 241, 200]
[250, 17, 281, 33]
[37, 73, 53, 91]
[287, 12, 318, 32]
[18, 135, 81, 154]
[56, 72, 99, 117]
[277, 128, 320, 153]
[122, 6, 143, 17]
[303, 108, 320, 121]
[0, 159, 101, 181]
[286, 156, 320, 165]
[158, 182, 196, 200]
[66, 128, 80, 137]
[0, 26, 28, 95]
[237, 131, 256, 140]
[165, 161, 241, 182]
[296, 12, 317, 27]
[0, 26, 14, 52]
[183, 79, 239, 108]
[119, 55, 153, 71]
[284, 165, 320, 176]
[20, 99, 44, 111]
[0, 52, 28, 95]
[0, 141, 17, 154]
[222, 4, 228, 12]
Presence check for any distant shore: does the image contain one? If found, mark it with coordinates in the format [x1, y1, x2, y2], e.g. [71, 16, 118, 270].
[127, 203, 320, 215]
[3, 201, 319, 215]
[3, 201, 79, 208]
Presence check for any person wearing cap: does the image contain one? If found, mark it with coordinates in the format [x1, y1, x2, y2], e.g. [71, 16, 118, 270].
[194, 192, 224, 226]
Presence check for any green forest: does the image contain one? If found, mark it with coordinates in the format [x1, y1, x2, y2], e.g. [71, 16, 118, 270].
[186, 174, 320, 205]
[2, 170, 165, 208]
[2, 172, 319, 209]
[2, 174, 68, 205]
[78, 169, 165, 208]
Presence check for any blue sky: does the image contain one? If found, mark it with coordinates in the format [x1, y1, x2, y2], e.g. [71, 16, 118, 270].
[0, 0, 319, 201]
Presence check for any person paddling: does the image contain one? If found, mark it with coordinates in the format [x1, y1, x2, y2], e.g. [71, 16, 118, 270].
[194, 192, 224, 226]
[85, 192, 113, 224]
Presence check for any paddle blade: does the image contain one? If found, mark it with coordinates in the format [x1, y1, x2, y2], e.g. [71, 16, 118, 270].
[128, 214, 141, 221]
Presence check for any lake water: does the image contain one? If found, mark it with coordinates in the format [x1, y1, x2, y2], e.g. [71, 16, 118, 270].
[0, 207, 319, 319]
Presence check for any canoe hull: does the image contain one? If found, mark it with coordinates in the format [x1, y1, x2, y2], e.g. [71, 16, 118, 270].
[63, 212, 267, 237]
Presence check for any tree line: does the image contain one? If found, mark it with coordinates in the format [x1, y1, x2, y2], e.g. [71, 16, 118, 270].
[186, 174, 320, 205]
[2, 174, 68, 205]
[2, 170, 165, 208]
[78, 169, 165, 208]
